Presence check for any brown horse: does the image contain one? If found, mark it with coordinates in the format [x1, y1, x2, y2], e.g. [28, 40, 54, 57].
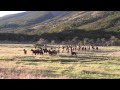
[96, 46, 99, 50]
[71, 52, 77, 56]
[48, 50, 57, 56]
[23, 49, 27, 54]
[70, 47, 77, 56]
[31, 49, 43, 55]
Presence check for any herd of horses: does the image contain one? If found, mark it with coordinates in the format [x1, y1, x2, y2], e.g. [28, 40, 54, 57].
[31, 48, 57, 55]
[23, 44, 99, 56]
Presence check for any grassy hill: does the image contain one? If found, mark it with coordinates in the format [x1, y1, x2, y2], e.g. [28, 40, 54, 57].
[0, 11, 67, 33]
[32, 11, 120, 42]
[0, 11, 120, 43]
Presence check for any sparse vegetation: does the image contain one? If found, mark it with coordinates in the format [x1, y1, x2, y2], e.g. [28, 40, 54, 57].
[0, 44, 120, 79]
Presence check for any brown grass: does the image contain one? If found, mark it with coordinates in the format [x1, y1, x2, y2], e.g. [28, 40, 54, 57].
[0, 44, 120, 79]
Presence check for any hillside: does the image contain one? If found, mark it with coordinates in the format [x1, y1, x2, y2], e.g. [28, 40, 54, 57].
[0, 11, 67, 33]
[0, 11, 120, 44]
[30, 11, 120, 42]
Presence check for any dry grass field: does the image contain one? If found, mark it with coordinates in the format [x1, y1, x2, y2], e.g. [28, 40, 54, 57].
[0, 44, 120, 79]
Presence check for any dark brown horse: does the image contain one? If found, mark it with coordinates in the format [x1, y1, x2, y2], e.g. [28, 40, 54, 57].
[71, 52, 77, 56]
[48, 50, 57, 56]
[43, 48, 49, 54]
[31, 49, 43, 55]
[96, 46, 99, 50]
[70, 47, 77, 56]
[23, 49, 27, 54]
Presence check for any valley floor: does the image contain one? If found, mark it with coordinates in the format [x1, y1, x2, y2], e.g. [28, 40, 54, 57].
[0, 44, 120, 79]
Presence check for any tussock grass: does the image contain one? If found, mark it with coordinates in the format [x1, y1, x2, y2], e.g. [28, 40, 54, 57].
[0, 44, 120, 79]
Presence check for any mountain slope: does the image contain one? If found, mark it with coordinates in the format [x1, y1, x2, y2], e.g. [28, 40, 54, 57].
[32, 11, 120, 42]
[35, 11, 120, 33]
[0, 11, 120, 43]
[0, 11, 67, 33]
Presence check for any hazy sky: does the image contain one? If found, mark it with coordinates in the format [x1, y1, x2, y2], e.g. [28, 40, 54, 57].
[0, 11, 26, 17]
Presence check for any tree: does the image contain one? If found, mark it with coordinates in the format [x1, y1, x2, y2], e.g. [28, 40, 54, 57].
[96, 38, 101, 46]
[62, 41, 67, 45]
[110, 36, 118, 46]
[79, 40, 84, 45]
[51, 40, 55, 45]
[83, 38, 89, 45]
[101, 38, 106, 46]
[89, 39, 95, 45]
[71, 37, 78, 44]
[37, 38, 48, 45]
[106, 41, 111, 46]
